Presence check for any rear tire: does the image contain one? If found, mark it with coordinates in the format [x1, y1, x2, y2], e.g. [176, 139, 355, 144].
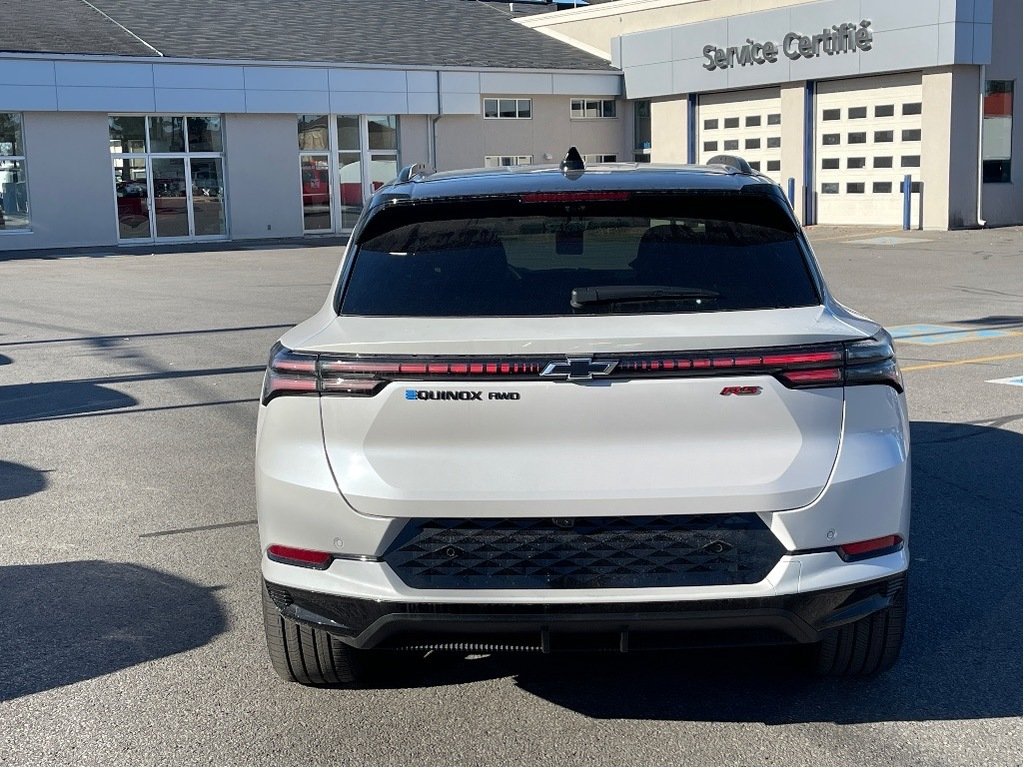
[812, 582, 907, 677]
[261, 580, 364, 686]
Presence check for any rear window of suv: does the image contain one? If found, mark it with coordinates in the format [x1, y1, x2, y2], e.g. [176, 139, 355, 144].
[339, 193, 820, 316]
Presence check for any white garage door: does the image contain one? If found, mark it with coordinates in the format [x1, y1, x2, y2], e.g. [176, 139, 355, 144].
[815, 74, 923, 227]
[698, 88, 783, 183]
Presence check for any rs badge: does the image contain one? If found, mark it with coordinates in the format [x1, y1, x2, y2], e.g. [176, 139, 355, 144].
[720, 385, 763, 396]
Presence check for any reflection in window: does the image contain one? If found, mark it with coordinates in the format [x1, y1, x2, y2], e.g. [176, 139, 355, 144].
[873, 182, 893, 193]
[483, 98, 531, 119]
[901, 155, 921, 167]
[846, 183, 865, 193]
[849, 107, 867, 119]
[767, 113, 781, 125]
[822, 109, 841, 121]
[0, 113, 29, 230]
[767, 137, 781, 148]
[633, 100, 651, 161]
[821, 158, 840, 170]
[724, 117, 739, 129]
[848, 132, 867, 144]
[108, 116, 146, 154]
[148, 116, 186, 152]
[902, 102, 922, 115]
[745, 115, 761, 127]
[703, 141, 718, 152]
[902, 129, 922, 142]
[299, 115, 330, 150]
[875, 105, 894, 117]
[724, 140, 739, 150]
[983, 80, 1013, 183]
[767, 160, 780, 172]
[745, 138, 760, 149]
[367, 115, 397, 150]
[703, 119, 718, 130]
[822, 133, 840, 145]
[847, 157, 866, 169]
[109, 113, 227, 241]
[821, 183, 839, 194]
[873, 156, 893, 168]
[874, 131, 893, 143]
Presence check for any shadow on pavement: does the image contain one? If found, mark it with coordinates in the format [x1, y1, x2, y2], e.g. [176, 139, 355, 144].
[0, 382, 138, 425]
[0, 353, 11, 366]
[0, 561, 226, 702]
[0, 461, 50, 501]
[365, 420, 1023, 724]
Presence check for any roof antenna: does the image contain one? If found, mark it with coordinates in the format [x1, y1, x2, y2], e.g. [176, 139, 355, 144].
[560, 146, 585, 176]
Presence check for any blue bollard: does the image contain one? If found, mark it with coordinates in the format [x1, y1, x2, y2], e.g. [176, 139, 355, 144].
[902, 174, 912, 230]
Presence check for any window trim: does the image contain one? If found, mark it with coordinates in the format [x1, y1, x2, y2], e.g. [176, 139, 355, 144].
[570, 98, 617, 119]
[483, 155, 534, 167]
[483, 97, 533, 120]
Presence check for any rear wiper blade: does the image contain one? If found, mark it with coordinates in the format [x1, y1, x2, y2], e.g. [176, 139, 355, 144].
[570, 285, 720, 309]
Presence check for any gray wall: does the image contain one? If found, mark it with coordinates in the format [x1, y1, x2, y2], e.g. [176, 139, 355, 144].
[224, 114, 303, 240]
[0, 111, 115, 250]
[435, 94, 628, 171]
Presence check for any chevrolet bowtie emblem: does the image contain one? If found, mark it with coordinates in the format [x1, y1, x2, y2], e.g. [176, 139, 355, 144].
[539, 357, 618, 381]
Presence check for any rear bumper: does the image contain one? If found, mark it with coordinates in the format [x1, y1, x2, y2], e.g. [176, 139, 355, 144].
[264, 573, 905, 651]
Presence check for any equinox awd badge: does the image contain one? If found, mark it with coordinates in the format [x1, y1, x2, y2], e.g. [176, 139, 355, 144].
[405, 389, 521, 401]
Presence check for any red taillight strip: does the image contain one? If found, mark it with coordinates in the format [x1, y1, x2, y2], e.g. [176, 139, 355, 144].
[263, 338, 901, 403]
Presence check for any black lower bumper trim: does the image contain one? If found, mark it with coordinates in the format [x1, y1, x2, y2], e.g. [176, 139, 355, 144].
[265, 574, 906, 651]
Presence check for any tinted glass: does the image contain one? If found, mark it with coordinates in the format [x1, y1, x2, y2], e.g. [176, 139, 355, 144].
[821, 183, 839, 194]
[0, 158, 29, 228]
[745, 138, 760, 149]
[703, 141, 718, 151]
[341, 196, 818, 317]
[703, 119, 718, 130]
[821, 158, 840, 169]
[299, 114, 329, 150]
[822, 134, 840, 145]
[109, 115, 146, 154]
[848, 132, 867, 144]
[822, 109, 840, 121]
[367, 115, 397, 150]
[875, 105, 894, 117]
[848, 107, 867, 119]
[190, 157, 226, 235]
[187, 116, 223, 152]
[901, 155, 921, 167]
[337, 115, 360, 150]
[766, 137, 781, 148]
[745, 115, 761, 127]
[724, 140, 739, 150]
[873, 156, 893, 168]
[873, 182, 893, 193]
[847, 157, 866, 169]
[874, 131, 894, 142]
[902, 102, 922, 115]
[767, 113, 781, 125]
[724, 117, 739, 129]
[902, 129, 922, 141]
[767, 160, 781, 172]
[0, 113, 23, 157]
[846, 183, 865, 193]
[149, 116, 185, 153]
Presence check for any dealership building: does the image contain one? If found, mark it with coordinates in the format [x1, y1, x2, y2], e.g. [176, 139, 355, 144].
[0, 0, 1019, 251]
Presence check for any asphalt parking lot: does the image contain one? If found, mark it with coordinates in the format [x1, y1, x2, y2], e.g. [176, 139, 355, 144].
[0, 226, 1021, 765]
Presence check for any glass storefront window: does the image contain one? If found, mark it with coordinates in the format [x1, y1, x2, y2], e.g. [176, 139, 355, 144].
[113, 157, 151, 239]
[367, 115, 397, 150]
[109, 114, 227, 241]
[0, 113, 29, 230]
[983, 80, 1014, 184]
[149, 116, 186, 153]
[108, 116, 146, 154]
[299, 114, 400, 234]
[337, 115, 360, 150]
[187, 116, 223, 153]
[633, 100, 652, 163]
[298, 114, 329, 150]
[301, 155, 332, 231]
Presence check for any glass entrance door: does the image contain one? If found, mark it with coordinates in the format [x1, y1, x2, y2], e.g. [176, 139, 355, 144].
[152, 157, 189, 238]
[109, 114, 228, 243]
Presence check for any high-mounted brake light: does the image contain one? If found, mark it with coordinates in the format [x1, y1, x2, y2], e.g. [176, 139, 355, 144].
[266, 544, 334, 570]
[519, 191, 631, 203]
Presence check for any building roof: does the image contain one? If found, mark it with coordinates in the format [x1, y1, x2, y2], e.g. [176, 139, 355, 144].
[0, 0, 616, 71]
[0, 0, 156, 57]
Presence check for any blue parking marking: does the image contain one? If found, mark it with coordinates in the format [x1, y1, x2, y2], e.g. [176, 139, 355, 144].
[986, 376, 1023, 387]
[889, 323, 1019, 345]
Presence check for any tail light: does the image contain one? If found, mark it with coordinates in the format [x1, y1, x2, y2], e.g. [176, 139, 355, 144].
[260, 332, 902, 404]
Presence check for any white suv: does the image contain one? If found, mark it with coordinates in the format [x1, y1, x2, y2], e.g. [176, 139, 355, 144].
[257, 152, 909, 685]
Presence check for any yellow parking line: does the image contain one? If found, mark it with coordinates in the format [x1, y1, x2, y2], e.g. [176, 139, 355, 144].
[902, 352, 1023, 372]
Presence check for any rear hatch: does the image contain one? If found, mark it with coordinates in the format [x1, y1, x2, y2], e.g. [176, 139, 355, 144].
[303, 190, 867, 517]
